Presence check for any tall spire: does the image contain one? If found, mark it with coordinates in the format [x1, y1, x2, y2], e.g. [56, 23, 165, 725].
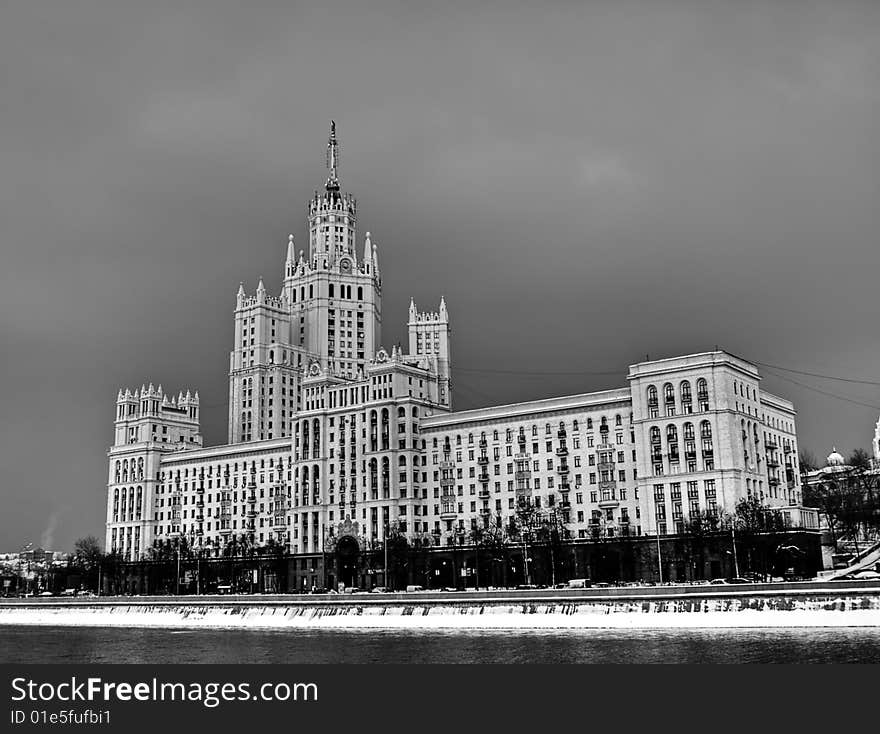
[326, 120, 339, 191]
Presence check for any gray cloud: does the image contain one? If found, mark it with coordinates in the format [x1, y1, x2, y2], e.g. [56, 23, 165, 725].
[2, 0, 879, 550]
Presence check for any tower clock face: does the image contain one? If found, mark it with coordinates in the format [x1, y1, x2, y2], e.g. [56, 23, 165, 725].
[340, 258, 352, 274]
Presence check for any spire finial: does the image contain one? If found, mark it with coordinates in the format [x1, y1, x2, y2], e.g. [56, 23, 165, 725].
[326, 120, 339, 191]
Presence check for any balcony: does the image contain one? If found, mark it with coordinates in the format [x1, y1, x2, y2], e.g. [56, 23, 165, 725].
[478, 472, 490, 484]
[555, 446, 568, 457]
[477, 455, 489, 466]
[557, 463, 570, 475]
[765, 438, 778, 450]
[479, 505, 492, 516]
[767, 458, 780, 468]
[478, 488, 491, 500]
[784, 444, 793, 454]
[768, 476, 780, 486]
[440, 509, 457, 521]
[598, 461, 615, 471]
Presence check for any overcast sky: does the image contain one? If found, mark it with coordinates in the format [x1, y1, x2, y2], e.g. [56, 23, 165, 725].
[2, 0, 878, 551]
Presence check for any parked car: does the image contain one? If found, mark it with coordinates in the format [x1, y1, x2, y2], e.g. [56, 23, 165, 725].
[844, 570, 880, 581]
[710, 577, 752, 585]
[370, 587, 388, 593]
[405, 585, 425, 592]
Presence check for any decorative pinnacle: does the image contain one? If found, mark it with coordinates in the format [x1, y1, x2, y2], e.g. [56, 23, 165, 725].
[326, 120, 339, 191]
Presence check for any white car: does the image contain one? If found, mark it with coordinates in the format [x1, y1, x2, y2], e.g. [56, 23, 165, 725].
[851, 570, 880, 580]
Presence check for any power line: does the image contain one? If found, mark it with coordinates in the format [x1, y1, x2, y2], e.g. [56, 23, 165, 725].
[456, 366, 621, 377]
[753, 360, 880, 387]
[760, 367, 880, 411]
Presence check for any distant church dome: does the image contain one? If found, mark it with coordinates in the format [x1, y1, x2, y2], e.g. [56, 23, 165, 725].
[827, 447, 846, 467]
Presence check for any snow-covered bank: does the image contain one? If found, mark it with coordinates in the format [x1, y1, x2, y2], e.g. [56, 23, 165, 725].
[2, 595, 880, 629]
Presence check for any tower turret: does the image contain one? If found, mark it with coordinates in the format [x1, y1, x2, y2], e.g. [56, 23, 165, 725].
[408, 298, 452, 408]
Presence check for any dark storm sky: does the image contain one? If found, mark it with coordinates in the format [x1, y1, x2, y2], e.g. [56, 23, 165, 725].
[2, 0, 879, 551]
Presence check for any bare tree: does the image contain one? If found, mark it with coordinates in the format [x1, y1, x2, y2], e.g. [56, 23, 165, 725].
[798, 449, 820, 474]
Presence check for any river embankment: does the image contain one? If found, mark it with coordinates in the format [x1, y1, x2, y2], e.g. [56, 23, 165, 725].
[3, 580, 880, 629]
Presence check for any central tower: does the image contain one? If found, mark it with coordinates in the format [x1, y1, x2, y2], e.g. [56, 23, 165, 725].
[229, 123, 384, 443]
[281, 121, 382, 376]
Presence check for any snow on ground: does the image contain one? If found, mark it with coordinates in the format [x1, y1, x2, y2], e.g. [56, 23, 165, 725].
[2, 597, 879, 630]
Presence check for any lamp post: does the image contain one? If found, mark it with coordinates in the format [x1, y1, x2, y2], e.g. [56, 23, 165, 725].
[383, 524, 389, 590]
[650, 501, 664, 585]
[731, 522, 740, 578]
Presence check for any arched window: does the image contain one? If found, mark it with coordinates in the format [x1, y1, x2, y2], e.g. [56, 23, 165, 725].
[664, 383, 674, 404]
[666, 425, 678, 442]
[650, 426, 661, 444]
[680, 381, 692, 413]
[357, 287, 363, 301]
[647, 385, 658, 405]
[329, 284, 335, 298]
[683, 422, 695, 440]
[573, 419, 579, 432]
[697, 378, 709, 409]
[397, 407, 406, 418]
[586, 418, 593, 430]
[700, 421, 712, 439]
[615, 414, 622, 426]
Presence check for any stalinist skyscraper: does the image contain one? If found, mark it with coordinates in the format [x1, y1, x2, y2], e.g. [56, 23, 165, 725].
[105, 122, 812, 591]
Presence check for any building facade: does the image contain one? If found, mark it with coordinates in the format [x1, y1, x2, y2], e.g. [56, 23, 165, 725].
[105, 123, 816, 582]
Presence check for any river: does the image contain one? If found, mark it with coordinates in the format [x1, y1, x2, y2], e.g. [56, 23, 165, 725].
[2, 626, 879, 663]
